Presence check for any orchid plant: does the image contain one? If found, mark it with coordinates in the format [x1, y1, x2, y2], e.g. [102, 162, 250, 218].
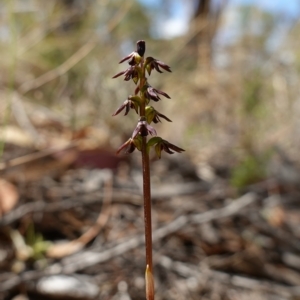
[113, 40, 184, 300]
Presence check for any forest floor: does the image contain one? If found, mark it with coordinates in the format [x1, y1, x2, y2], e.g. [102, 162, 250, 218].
[1, 126, 300, 300]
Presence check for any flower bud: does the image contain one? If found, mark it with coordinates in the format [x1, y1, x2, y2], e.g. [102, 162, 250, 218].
[136, 40, 146, 57]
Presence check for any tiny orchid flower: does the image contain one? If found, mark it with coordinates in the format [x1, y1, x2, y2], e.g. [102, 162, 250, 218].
[147, 137, 184, 159]
[119, 52, 141, 66]
[119, 40, 146, 65]
[155, 139, 185, 159]
[116, 138, 136, 154]
[145, 106, 172, 124]
[145, 84, 171, 102]
[116, 136, 142, 154]
[132, 117, 157, 138]
[145, 57, 172, 75]
[112, 66, 139, 83]
[112, 97, 139, 116]
[153, 111, 172, 123]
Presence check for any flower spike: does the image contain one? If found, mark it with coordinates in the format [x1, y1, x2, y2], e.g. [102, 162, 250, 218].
[113, 40, 184, 299]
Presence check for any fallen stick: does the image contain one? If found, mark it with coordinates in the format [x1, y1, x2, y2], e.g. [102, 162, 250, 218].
[0, 192, 257, 291]
[158, 255, 300, 298]
[52, 193, 258, 273]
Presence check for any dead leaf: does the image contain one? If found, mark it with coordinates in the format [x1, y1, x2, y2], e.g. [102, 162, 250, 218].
[263, 205, 285, 227]
[0, 126, 34, 148]
[0, 179, 19, 216]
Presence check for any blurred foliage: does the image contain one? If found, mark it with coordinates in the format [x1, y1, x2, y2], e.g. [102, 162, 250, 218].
[25, 222, 51, 261]
[0, 0, 299, 168]
[230, 153, 268, 188]
[242, 71, 263, 115]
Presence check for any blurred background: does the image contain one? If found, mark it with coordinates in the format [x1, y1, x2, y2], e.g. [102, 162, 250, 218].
[1, 0, 300, 172]
[1, 0, 300, 299]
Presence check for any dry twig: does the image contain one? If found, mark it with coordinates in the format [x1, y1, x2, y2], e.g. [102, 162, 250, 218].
[0, 192, 257, 293]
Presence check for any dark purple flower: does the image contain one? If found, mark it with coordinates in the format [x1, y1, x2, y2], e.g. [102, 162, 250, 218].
[145, 105, 172, 124]
[132, 118, 157, 138]
[146, 85, 171, 102]
[118, 52, 140, 66]
[118, 41, 145, 66]
[112, 66, 139, 83]
[145, 57, 172, 75]
[153, 111, 172, 123]
[116, 138, 136, 154]
[154, 139, 185, 159]
[112, 98, 138, 116]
